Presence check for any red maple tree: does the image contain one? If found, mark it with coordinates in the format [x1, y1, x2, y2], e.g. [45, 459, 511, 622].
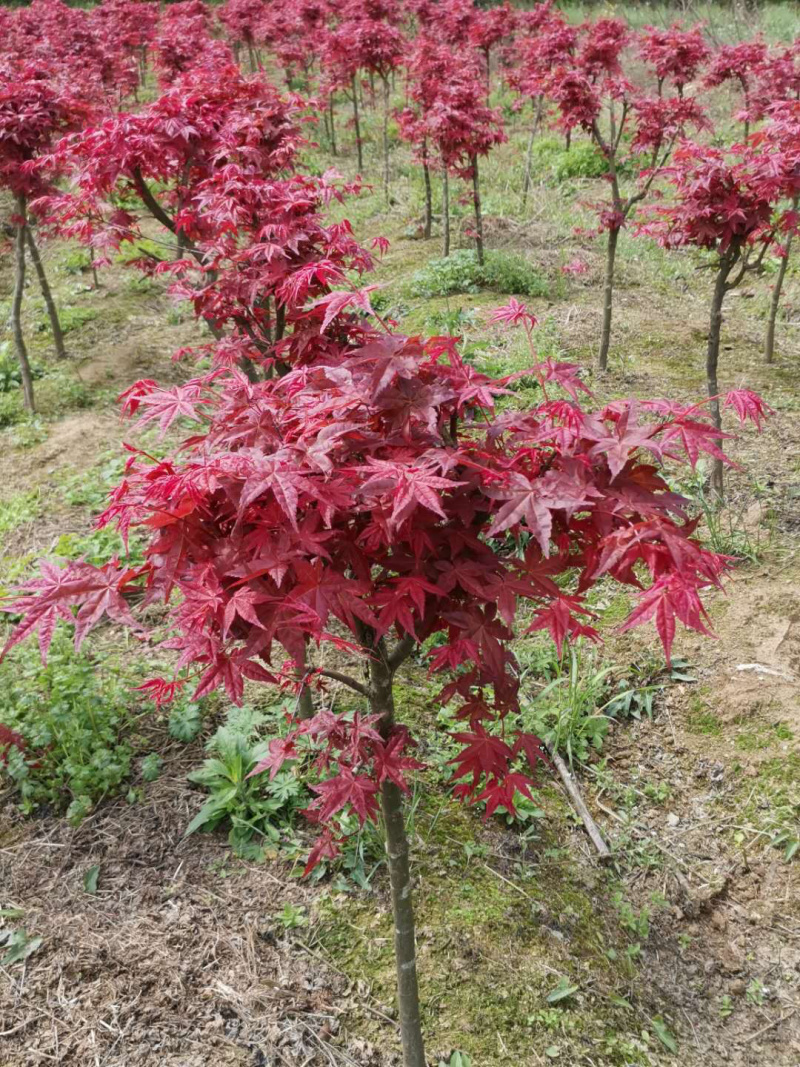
[1, 271, 765, 1062]
[0, 61, 91, 405]
[640, 138, 795, 496]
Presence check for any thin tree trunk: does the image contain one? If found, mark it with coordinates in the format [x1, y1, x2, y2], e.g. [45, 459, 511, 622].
[422, 153, 432, 240]
[765, 206, 795, 363]
[329, 96, 337, 156]
[382, 75, 390, 204]
[707, 255, 735, 502]
[370, 656, 426, 1067]
[442, 168, 450, 257]
[522, 121, 536, 210]
[597, 226, 619, 371]
[352, 77, 363, 172]
[12, 196, 35, 412]
[24, 223, 66, 360]
[297, 640, 314, 721]
[472, 156, 484, 266]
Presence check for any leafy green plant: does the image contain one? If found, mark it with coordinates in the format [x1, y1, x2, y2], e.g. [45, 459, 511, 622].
[140, 753, 163, 782]
[0, 928, 43, 967]
[409, 249, 548, 299]
[0, 341, 44, 394]
[168, 700, 204, 742]
[185, 704, 306, 857]
[519, 643, 618, 764]
[0, 630, 134, 822]
[553, 141, 610, 182]
[438, 1053, 472, 1067]
[274, 902, 307, 930]
[526, 136, 610, 185]
[43, 305, 97, 335]
[54, 526, 146, 568]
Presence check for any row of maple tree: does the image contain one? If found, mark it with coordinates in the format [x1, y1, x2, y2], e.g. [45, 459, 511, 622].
[0, 3, 788, 1063]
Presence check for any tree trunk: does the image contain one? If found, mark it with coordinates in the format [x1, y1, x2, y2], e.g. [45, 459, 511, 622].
[370, 656, 426, 1067]
[297, 640, 314, 721]
[382, 76, 390, 204]
[472, 156, 484, 266]
[329, 96, 337, 156]
[707, 255, 735, 502]
[765, 209, 795, 364]
[422, 152, 432, 240]
[12, 196, 35, 412]
[522, 121, 535, 210]
[597, 226, 619, 371]
[24, 223, 66, 360]
[352, 77, 363, 172]
[442, 168, 450, 257]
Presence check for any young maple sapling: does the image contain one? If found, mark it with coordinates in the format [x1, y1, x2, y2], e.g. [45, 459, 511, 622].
[641, 138, 794, 498]
[0, 274, 768, 1065]
[548, 18, 707, 370]
[0, 63, 90, 405]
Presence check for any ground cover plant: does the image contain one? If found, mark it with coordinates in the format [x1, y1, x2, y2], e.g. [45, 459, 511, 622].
[1, 3, 799, 1066]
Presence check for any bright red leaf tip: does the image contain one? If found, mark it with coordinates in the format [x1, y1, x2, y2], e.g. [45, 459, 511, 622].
[723, 389, 773, 432]
[488, 298, 538, 330]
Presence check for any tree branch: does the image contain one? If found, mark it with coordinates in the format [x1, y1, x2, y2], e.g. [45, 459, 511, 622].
[131, 167, 176, 233]
[388, 633, 417, 673]
[318, 669, 370, 699]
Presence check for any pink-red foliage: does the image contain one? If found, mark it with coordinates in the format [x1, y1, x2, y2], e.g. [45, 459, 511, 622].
[639, 23, 709, 93]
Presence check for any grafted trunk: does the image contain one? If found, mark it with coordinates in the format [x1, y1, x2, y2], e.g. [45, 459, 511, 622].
[765, 206, 795, 363]
[707, 254, 736, 502]
[597, 226, 619, 371]
[352, 76, 364, 172]
[472, 156, 484, 266]
[24, 222, 66, 360]
[442, 168, 450, 257]
[12, 195, 35, 412]
[370, 656, 426, 1067]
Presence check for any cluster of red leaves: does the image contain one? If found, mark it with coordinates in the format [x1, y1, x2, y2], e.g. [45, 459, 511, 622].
[641, 134, 800, 253]
[1, 0, 146, 103]
[1, 280, 767, 861]
[0, 63, 91, 200]
[639, 23, 710, 93]
[34, 62, 306, 287]
[0, 0, 783, 873]
[396, 35, 505, 181]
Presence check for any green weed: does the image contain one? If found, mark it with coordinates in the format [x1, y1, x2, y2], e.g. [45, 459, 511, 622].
[0, 630, 136, 822]
[409, 250, 548, 299]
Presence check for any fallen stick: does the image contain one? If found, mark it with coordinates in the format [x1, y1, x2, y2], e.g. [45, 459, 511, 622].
[547, 744, 612, 864]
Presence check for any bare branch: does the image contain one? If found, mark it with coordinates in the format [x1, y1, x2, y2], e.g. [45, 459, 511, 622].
[318, 669, 370, 699]
[388, 633, 417, 673]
